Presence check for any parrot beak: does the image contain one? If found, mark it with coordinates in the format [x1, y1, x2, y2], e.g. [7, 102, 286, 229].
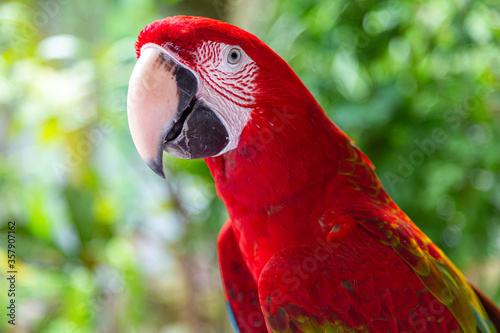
[127, 44, 229, 178]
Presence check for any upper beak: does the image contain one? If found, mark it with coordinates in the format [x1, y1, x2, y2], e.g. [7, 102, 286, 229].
[127, 44, 197, 178]
[127, 44, 230, 178]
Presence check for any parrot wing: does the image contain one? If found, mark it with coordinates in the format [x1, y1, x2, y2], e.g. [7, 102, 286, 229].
[258, 225, 464, 332]
[360, 213, 498, 333]
[334, 131, 498, 332]
[218, 220, 267, 333]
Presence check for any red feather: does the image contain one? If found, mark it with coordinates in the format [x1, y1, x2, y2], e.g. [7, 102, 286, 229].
[135, 16, 500, 332]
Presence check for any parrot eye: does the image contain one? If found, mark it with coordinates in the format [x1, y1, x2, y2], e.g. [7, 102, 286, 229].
[227, 48, 241, 64]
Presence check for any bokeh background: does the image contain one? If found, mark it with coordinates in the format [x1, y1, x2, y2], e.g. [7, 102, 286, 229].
[1, 0, 499, 332]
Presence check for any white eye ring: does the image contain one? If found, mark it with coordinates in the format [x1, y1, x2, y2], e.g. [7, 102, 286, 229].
[227, 48, 241, 64]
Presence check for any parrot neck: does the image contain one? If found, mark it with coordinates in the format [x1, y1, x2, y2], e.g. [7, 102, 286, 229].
[205, 83, 394, 279]
[206, 97, 349, 216]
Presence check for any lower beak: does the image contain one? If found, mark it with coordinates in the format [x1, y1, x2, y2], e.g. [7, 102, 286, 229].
[127, 45, 229, 178]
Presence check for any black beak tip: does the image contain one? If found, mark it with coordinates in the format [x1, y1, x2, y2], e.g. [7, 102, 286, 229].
[147, 158, 166, 179]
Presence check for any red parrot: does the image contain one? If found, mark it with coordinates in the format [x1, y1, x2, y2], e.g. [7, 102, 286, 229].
[126, 16, 500, 332]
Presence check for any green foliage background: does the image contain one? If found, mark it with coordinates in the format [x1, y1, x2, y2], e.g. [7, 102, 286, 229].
[0, 0, 499, 332]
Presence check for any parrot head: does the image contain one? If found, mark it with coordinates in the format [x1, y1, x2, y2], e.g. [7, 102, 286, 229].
[127, 16, 313, 178]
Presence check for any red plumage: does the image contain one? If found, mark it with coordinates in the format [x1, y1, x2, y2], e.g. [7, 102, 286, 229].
[133, 16, 500, 332]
